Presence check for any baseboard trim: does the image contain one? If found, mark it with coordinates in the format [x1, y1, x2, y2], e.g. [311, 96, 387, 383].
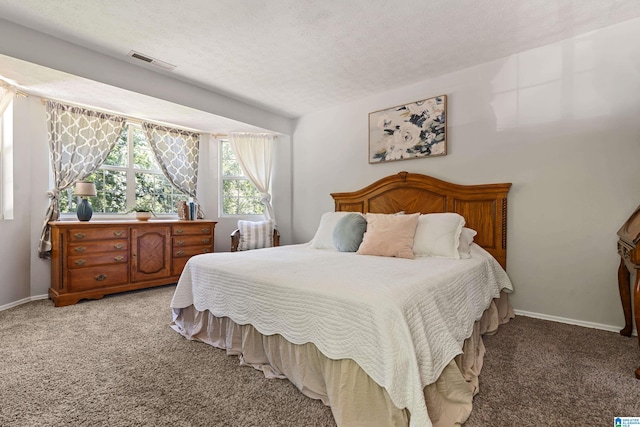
[0, 297, 635, 337]
[514, 309, 635, 336]
[0, 294, 48, 312]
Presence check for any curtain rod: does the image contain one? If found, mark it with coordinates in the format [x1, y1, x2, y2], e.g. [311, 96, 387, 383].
[40, 97, 141, 124]
[0, 85, 29, 98]
[211, 132, 276, 139]
[38, 98, 274, 139]
[0, 79, 28, 97]
[39, 97, 202, 133]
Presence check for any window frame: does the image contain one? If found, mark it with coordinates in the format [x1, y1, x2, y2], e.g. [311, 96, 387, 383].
[218, 139, 264, 218]
[59, 121, 184, 219]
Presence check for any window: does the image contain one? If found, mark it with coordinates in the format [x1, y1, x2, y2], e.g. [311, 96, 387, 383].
[59, 123, 187, 215]
[0, 100, 13, 220]
[220, 140, 264, 216]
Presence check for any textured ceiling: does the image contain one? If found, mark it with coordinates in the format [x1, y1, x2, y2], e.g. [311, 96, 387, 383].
[0, 0, 640, 130]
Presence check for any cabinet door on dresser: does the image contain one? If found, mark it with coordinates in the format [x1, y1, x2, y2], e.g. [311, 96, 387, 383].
[171, 223, 214, 275]
[131, 226, 171, 282]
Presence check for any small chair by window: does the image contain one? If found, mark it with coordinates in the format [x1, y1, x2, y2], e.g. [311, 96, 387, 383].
[230, 220, 280, 252]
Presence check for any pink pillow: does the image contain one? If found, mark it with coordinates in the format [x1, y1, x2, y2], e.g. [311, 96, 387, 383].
[356, 213, 420, 259]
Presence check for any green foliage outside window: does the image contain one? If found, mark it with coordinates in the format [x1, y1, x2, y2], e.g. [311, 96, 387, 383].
[220, 141, 264, 216]
[59, 124, 187, 215]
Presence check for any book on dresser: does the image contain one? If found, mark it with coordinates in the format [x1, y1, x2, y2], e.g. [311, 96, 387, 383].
[48, 220, 216, 307]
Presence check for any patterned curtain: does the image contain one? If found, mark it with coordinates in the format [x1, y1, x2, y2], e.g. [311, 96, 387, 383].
[229, 132, 275, 225]
[142, 122, 203, 218]
[38, 101, 126, 258]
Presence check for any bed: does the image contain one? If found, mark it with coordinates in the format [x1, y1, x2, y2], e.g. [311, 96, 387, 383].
[170, 171, 514, 427]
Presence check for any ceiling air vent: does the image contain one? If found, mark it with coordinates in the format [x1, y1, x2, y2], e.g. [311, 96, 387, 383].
[127, 50, 176, 71]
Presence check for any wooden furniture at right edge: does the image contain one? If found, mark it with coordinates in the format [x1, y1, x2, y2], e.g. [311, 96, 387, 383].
[616, 205, 640, 378]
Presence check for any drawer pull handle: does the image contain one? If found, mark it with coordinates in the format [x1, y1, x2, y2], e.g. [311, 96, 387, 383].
[202, 238, 210, 244]
[113, 231, 124, 237]
[74, 259, 86, 266]
[176, 240, 185, 246]
[114, 243, 124, 249]
[201, 228, 209, 233]
[95, 274, 107, 281]
[74, 246, 86, 253]
[114, 256, 124, 262]
[73, 233, 85, 239]
[176, 250, 185, 256]
[176, 229, 184, 234]
[203, 248, 210, 253]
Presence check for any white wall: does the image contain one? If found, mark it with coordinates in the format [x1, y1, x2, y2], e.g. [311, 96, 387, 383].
[0, 95, 51, 307]
[292, 18, 640, 330]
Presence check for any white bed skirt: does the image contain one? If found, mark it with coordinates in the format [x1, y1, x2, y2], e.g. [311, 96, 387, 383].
[171, 292, 514, 427]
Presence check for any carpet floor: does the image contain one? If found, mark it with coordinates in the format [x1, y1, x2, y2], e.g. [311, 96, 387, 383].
[1, 285, 639, 426]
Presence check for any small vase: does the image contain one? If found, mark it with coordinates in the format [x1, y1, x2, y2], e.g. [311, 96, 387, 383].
[136, 212, 152, 221]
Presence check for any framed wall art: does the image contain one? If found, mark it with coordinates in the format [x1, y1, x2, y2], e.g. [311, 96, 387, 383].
[368, 94, 447, 163]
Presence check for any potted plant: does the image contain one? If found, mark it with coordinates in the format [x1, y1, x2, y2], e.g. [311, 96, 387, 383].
[128, 199, 156, 221]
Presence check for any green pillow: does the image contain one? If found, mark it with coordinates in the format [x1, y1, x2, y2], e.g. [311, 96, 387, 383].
[333, 213, 367, 252]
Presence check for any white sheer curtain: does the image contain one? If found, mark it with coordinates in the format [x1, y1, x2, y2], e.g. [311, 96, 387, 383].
[229, 132, 275, 225]
[0, 81, 16, 117]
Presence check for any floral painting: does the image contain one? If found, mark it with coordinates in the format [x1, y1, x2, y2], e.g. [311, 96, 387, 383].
[369, 95, 447, 163]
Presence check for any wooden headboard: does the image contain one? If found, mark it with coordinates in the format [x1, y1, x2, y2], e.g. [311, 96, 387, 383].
[331, 171, 512, 268]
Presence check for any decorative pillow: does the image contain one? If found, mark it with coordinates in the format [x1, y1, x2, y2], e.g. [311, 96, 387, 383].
[238, 220, 274, 251]
[412, 213, 466, 258]
[333, 213, 367, 252]
[356, 213, 420, 259]
[310, 212, 360, 250]
[458, 227, 477, 259]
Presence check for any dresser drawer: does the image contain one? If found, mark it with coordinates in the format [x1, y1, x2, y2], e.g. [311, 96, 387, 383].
[173, 235, 212, 247]
[68, 264, 129, 292]
[68, 253, 128, 269]
[172, 224, 213, 236]
[68, 240, 128, 255]
[67, 227, 128, 242]
[172, 257, 190, 276]
[173, 246, 212, 258]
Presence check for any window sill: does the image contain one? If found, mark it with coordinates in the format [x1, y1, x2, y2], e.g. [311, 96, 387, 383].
[59, 213, 179, 221]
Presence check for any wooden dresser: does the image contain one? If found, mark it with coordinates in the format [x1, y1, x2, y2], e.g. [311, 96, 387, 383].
[616, 205, 640, 378]
[49, 220, 216, 307]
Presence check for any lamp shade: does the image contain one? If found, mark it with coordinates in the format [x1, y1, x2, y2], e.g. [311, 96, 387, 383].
[74, 181, 97, 197]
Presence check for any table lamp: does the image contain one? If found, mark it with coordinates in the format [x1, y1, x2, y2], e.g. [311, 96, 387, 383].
[74, 181, 97, 221]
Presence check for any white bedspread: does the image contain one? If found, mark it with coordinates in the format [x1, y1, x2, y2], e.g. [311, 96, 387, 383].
[170, 243, 513, 427]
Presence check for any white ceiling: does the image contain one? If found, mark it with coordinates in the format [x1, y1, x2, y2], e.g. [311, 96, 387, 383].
[0, 0, 640, 132]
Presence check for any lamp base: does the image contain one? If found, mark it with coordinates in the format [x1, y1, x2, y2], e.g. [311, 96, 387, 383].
[77, 198, 93, 221]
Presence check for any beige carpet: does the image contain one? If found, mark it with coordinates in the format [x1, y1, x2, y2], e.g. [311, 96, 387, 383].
[1, 285, 639, 426]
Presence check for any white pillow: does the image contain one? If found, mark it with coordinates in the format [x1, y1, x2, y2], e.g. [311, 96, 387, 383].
[412, 213, 465, 258]
[310, 212, 361, 250]
[458, 227, 477, 259]
[238, 220, 274, 251]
